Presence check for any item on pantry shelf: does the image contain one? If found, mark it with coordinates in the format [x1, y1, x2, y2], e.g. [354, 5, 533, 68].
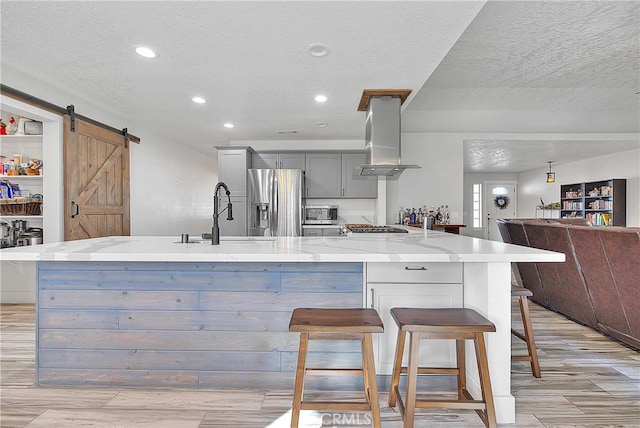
[24, 120, 43, 135]
[0, 118, 6, 135]
[6, 117, 18, 135]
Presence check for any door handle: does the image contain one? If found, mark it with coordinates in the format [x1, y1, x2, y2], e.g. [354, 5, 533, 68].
[370, 288, 375, 309]
[342, 188, 345, 197]
[404, 266, 427, 271]
[71, 201, 80, 218]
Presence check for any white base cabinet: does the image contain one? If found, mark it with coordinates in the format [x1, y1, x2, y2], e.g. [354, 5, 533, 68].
[365, 262, 463, 374]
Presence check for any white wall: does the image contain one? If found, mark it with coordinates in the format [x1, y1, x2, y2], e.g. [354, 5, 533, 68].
[129, 135, 217, 236]
[518, 149, 640, 227]
[386, 133, 464, 225]
[2, 69, 217, 236]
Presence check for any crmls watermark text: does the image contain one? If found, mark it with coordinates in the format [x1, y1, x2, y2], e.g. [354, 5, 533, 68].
[320, 413, 372, 426]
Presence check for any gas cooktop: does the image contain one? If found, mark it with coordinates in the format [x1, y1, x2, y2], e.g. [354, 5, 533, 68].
[347, 225, 408, 233]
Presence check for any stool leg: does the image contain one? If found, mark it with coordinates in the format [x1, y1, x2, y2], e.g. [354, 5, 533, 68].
[291, 332, 309, 428]
[456, 339, 466, 400]
[388, 329, 406, 407]
[520, 296, 541, 378]
[474, 332, 497, 428]
[404, 332, 421, 428]
[361, 335, 370, 401]
[363, 333, 382, 428]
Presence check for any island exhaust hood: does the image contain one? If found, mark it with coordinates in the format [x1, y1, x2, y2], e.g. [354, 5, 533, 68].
[355, 89, 421, 179]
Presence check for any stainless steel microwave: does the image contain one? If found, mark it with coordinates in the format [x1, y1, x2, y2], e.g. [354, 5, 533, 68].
[304, 205, 338, 225]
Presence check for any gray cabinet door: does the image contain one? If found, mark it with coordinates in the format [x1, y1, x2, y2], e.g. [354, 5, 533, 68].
[218, 150, 250, 196]
[280, 153, 306, 170]
[218, 196, 247, 236]
[252, 153, 278, 169]
[342, 153, 377, 198]
[305, 154, 341, 198]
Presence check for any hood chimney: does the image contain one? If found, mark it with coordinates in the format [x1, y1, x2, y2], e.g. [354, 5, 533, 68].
[354, 89, 421, 179]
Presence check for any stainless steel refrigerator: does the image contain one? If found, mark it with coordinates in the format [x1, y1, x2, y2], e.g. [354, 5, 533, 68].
[248, 169, 303, 236]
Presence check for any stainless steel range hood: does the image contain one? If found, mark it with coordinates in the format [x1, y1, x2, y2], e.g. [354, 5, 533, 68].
[355, 89, 421, 179]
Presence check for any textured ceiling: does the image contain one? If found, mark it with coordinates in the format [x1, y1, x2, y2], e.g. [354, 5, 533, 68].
[1, 1, 638, 173]
[0, 1, 483, 150]
[464, 139, 640, 173]
[408, 0, 640, 172]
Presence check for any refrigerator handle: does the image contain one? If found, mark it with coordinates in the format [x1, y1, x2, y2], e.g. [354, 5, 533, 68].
[270, 177, 277, 236]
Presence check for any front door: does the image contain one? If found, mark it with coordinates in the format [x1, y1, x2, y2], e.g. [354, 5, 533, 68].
[64, 116, 130, 241]
[485, 182, 517, 241]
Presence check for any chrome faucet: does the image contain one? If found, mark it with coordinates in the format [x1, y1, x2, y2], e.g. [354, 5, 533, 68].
[212, 182, 233, 245]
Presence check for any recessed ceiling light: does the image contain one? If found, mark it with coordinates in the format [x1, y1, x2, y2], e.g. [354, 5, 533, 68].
[277, 130, 298, 134]
[135, 46, 156, 58]
[223, 123, 234, 128]
[308, 43, 330, 57]
[315, 122, 328, 127]
[192, 96, 206, 104]
[314, 95, 327, 103]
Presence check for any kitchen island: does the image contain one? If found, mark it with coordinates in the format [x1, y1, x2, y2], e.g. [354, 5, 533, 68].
[0, 230, 563, 423]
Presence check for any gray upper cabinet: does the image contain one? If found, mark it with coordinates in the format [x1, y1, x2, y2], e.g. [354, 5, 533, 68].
[251, 153, 278, 169]
[279, 153, 306, 170]
[252, 153, 305, 170]
[305, 153, 342, 198]
[342, 153, 377, 198]
[217, 147, 252, 196]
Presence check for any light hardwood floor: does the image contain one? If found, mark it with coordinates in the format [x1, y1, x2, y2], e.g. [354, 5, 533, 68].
[1, 303, 638, 427]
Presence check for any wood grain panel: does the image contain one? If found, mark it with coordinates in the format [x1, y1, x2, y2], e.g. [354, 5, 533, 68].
[33, 261, 364, 387]
[39, 310, 119, 329]
[198, 291, 361, 311]
[279, 351, 363, 371]
[280, 272, 362, 292]
[38, 290, 199, 310]
[39, 349, 281, 371]
[39, 270, 282, 291]
[118, 310, 291, 331]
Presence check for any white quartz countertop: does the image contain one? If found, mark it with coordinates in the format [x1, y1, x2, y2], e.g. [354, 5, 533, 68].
[0, 229, 565, 263]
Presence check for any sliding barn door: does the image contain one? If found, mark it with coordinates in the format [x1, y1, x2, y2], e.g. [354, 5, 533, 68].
[64, 116, 130, 241]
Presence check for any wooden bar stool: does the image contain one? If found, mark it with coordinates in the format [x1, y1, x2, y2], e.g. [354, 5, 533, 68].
[511, 285, 541, 378]
[388, 308, 497, 428]
[289, 308, 384, 428]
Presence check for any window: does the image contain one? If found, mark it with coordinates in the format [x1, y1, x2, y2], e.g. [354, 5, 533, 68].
[473, 184, 482, 228]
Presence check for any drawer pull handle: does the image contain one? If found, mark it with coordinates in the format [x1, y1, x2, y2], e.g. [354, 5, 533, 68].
[405, 266, 427, 271]
[370, 288, 375, 309]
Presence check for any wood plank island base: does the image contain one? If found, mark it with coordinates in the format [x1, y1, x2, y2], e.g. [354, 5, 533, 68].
[0, 229, 563, 424]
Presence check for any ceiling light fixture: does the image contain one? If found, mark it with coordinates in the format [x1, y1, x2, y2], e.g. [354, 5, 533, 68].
[308, 43, 330, 57]
[546, 161, 555, 184]
[223, 123, 234, 129]
[192, 96, 206, 104]
[314, 95, 327, 103]
[315, 122, 328, 127]
[135, 46, 157, 58]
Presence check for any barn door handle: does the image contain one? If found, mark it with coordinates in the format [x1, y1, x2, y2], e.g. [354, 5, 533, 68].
[71, 201, 80, 218]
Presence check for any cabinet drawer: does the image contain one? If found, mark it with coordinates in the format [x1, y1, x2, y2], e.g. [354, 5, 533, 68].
[366, 262, 462, 284]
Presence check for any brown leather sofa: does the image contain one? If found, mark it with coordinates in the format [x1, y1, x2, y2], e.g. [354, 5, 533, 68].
[498, 218, 639, 350]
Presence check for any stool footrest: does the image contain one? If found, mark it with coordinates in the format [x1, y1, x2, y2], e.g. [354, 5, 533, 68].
[305, 368, 363, 376]
[511, 328, 527, 342]
[415, 399, 486, 410]
[308, 332, 364, 340]
[301, 401, 372, 411]
[399, 366, 460, 375]
[512, 355, 533, 362]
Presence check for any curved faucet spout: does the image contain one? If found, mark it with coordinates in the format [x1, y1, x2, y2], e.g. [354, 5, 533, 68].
[212, 182, 233, 245]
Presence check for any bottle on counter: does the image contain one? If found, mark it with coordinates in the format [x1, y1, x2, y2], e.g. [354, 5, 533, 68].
[410, 208, 417, 225]
[399, 205, 405, 225]
[435, 206, 443, 224]
[417, 207, 423, 225]
[444, 205, 450, 224]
